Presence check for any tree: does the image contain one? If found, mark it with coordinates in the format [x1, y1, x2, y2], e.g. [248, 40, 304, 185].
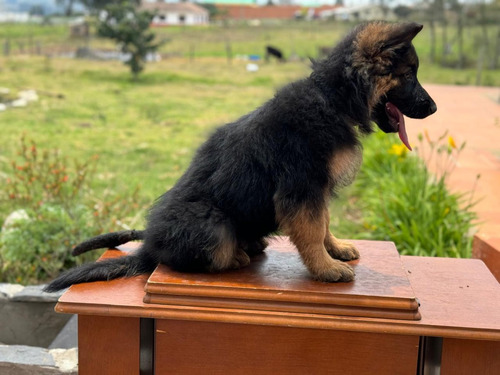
[55, 0, 76, 16]
[29, 5, 46, 16]
[393, 5, 413, 20]
[97, 2, 162, 79]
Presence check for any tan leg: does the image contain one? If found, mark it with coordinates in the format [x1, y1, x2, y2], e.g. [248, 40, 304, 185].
[323, 210, 360, 261]
[210, 225, 250, 272]
[282, 207, 355, 282]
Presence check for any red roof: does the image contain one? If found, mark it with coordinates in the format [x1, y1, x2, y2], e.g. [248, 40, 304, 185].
[215, 5, 341, 20]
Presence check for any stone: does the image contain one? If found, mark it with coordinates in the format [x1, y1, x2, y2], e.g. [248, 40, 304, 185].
[11, 99, 27, 107]
[49, 348, 78, 373]
[1, 210, 30, 233]
[0, 284, 24, 300]
[0, 345, 77, 374]
[18, 90, 38, 102]
[0, 294, 71, 346]
[12, 285, 63, 303]
[49, 316, 78, 349]
[0, 345, 55, 367]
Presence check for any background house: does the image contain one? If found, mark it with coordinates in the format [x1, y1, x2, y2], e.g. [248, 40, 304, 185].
[140, 2, 209, 26]
[214, 4, 341, 21]
[329, 5, 396, 22]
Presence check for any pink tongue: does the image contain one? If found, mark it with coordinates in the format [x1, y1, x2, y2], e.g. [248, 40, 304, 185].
[398, 116, 412, 151]
[386, 103, 412, 151]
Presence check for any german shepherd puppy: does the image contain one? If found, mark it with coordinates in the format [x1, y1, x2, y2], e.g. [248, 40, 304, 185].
[45, 22, 436, 292]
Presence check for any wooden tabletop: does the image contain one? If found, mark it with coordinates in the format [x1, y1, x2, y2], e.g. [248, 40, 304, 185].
[145, 237, 420, 320]
[56, 238, 500, 341]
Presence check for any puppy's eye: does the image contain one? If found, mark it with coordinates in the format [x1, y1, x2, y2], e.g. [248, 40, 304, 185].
[404, 72, 413, 81]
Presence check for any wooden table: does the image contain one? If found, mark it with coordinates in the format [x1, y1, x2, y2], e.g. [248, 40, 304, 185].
[55, 237, 500, 375]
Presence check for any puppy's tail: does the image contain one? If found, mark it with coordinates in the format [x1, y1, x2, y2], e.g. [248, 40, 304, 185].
[72, 229, 145, 256]
[43, 248, 156, 293]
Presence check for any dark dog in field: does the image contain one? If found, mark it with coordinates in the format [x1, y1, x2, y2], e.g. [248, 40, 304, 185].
[45, 22, 436, 292]
[265, 45, 285, 62]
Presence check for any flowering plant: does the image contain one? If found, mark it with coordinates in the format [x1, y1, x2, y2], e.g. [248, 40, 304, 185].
[0, 137, 143, 284]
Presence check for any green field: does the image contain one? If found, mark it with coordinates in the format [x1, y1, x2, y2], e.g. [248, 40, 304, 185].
[0, 56, 308, 205]
[3, 20, 499, 82]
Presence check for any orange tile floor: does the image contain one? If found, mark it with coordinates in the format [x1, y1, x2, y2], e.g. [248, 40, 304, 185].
[406, 84, 500, 235]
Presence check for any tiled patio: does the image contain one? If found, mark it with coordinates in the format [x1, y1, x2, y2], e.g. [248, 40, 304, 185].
[406, 84, 500, 278]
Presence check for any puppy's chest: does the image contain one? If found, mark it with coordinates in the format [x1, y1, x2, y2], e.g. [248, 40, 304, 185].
[328, 146, 363, 188]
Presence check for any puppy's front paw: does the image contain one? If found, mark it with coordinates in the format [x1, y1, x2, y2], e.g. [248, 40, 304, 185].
[313, 261, 355, 283]
[326, 240, 360, 262]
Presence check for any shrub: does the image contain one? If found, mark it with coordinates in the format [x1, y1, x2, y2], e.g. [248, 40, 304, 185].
[352, 130, 476, 258]
[0, 137, 143, 284]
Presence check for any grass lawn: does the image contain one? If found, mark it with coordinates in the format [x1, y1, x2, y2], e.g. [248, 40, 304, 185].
[0, 56, 312, 215]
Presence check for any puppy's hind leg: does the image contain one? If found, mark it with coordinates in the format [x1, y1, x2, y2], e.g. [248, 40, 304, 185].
[280, 206, 355, 283]
[323, 210, 360, 262]
[209, 223, 250, 272]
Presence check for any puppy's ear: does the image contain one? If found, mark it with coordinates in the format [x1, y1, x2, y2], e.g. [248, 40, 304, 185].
[382, 22, 423, 50]
[354, 22, 422, 61]
[353, 22, 423, 78]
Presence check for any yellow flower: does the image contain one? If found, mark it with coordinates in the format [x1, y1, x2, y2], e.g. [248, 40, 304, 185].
[388, 144, 408, 158]
[448, 136, 457, 149]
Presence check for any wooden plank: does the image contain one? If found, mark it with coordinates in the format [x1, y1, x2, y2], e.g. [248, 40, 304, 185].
[441, 338, 500, 375]
[155, 319, 419, 375]
[145, 237, 419, 314]
[78, 315, 140, 375]
[473, 233, 500, 282]
[145, 294, 420, 320]
[402, 255, 500, 340]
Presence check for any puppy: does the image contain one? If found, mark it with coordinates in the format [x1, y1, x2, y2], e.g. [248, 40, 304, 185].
[45, 22, 436, 292]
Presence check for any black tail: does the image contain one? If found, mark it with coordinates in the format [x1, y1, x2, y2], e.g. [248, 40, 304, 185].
[72, 229, 145, 256]
[43, 250, 156, 292]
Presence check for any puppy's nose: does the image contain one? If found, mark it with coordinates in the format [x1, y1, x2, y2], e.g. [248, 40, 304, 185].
[429, 100, 437, 114]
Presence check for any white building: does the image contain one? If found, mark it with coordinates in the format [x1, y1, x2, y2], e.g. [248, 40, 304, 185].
[0, 12, 31, 22]
[328, 5, 396, 22]
[140, 2, 209, 26]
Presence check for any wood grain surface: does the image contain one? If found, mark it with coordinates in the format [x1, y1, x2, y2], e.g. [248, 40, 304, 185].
[441, 338, 500, 375]
[145, 237, 420, 320]
[155, 319, 419, 375]
[78, 315, 140, 375]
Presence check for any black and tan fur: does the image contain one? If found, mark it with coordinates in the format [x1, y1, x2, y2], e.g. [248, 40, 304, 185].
[45, 22, 436, 292]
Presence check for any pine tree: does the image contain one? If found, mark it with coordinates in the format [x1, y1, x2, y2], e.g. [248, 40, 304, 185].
[98, 2, 161, 79]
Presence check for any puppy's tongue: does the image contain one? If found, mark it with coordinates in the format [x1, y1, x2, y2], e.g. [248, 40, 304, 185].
[386, 103, 412, 151]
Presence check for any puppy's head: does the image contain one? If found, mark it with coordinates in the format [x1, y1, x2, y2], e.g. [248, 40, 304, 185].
[353, 22, 437, 150]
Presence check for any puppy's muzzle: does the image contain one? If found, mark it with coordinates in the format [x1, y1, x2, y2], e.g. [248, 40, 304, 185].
[407, 87, 437, 119]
